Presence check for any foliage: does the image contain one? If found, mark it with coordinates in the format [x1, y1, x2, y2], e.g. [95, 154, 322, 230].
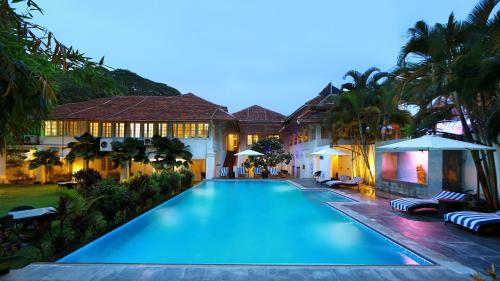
[0, 0, 105, 148]
[109, 69, 180, 97]
[125, 175, 157, 211]
[27, 149, 62, 183]
[5, 148, 29, 168]
[150, 135, 193, 171]
[179, 169, 194, 188]
[65, 133, 105, 165]
[249, 138, 292, 167]
[90, 179, 129, 227]
[150, 171, 181, 195]
[73, 168, 102, 197]
[395, 0, 500, 209]
[109, 137, 149, 170]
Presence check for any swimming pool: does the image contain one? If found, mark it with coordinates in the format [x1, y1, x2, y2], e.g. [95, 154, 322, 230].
[59, 180, 431, 265]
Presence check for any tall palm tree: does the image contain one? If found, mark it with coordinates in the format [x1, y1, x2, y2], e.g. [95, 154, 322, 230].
[150, 135, 192, 171]
[108, 138, 149, 181]
[65, 133, 105, 168]
[324, 68, 409, 185]
[396, 0, 499, 209]
[28, 149, 63, 183]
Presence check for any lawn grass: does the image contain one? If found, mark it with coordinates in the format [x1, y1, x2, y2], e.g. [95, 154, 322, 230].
[0, 184, 76, 215]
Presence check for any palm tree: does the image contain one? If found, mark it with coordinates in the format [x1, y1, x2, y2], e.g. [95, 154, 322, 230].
[150, 135, 193, 171]
[396, 0, 499, 209]
[324, 68, 407, 185]
[28, 149, 63, 183]
[65, 133, 105, 169]
[108, 138, 149, 181]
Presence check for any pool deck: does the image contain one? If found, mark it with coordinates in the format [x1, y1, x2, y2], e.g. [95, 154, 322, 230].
[3, 178, 499, 281]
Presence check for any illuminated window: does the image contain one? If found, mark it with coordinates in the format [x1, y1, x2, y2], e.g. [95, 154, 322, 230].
[102, 122, 112, 137]
[144, 123, 154, 138]
[247, 134, 259, 146]
[44, 120, 59, 136]
[115, 123, 125, 137]
[190, 123, 196, 137]
[89, 122, 99, 137]
[268, 135, 279, 139]
[63, 121, 78, 136]
[303, 129, 309, 142]
[198, 123, 209, 138]
[184, 123, 191, 138]
[130, 123, 141, 138]
[159, 123, 168, 137]
[173, 123, 184, 138]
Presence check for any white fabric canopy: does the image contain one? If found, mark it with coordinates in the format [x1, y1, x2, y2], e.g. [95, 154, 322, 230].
[377, 135, 496, 151]
[234, 149, 264, 156]
[311, 147, 349, 156]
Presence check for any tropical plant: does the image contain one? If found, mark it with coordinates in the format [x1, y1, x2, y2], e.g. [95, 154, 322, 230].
[179, 169, 194, 188]
[150, 171, 182, 196]
[396, 0, 500, 209]
[65, 133, 105, 168]
[125, 175, 157, 211]
[0, 0, 106, 149]
[90, 179, 129, 227]
[73, 168, 102, 197]
[249, 137, 292, 167]
[27, 148, 63, 183]
[109, 138, 149, 180]
[150, 135, 193, 171]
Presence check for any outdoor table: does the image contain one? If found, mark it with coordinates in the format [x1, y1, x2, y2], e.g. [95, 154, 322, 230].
[438, 198, 464, 216]
[8, 207, 58, 221]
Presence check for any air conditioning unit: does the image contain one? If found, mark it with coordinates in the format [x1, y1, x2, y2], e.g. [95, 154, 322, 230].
[23, 135, 39, 145]
[99, 138, 113, 152]
[144, 138, 153, 146]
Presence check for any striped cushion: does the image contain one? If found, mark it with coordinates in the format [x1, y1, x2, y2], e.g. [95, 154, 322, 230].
[343, 177, 364, 185]
[325, 180, 343, 187]
[269, 167, 279, 175]
[444, 211, 500, 232]
[390, 198, 437, 212]
[219, 167, 228, 177]
[339, 175, 350, 181]
[254, 167, 262, 175]
[236, 167, 246, 177]
[432, 191, 467, 201]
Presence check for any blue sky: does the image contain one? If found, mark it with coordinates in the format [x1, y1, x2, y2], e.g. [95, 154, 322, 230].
[34, 1, 474, 115]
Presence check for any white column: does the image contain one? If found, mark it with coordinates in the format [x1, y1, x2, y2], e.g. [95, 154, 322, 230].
[205, 122, 216, 179]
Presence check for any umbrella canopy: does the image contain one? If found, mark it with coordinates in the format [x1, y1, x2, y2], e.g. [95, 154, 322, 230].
[311, 147, 349, 156]
[234, 149, 264, 156]
[377, 135, 496, 151]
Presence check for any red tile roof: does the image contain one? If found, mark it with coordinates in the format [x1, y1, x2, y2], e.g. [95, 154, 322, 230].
[232, 105, 285, 134]
[52, 93, 236, 122]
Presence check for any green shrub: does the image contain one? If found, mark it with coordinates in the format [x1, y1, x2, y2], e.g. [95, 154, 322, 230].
[74, 169, 102, 197]
[151, 171, 182, 196]
[180, 169, 194, 188]
[125, 175, 157, 211]
[90, 179, 129, 227]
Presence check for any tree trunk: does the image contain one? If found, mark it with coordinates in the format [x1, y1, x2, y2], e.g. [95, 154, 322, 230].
[120, 161, 129, 182]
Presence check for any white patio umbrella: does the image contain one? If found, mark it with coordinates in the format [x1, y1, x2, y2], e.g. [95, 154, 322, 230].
[234, 149, 264, 156]
[377, 135, 496, 151]
[311, 147, 349, 156]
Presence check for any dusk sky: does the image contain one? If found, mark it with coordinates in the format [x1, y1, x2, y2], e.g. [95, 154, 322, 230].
[33, 1, 474, 115]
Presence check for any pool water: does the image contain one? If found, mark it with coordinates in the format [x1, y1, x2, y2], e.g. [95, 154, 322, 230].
[59, 180, 431, 265]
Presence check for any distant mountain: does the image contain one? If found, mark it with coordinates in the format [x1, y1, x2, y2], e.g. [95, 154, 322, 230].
[110, 69, 181, 97]
[57, 68, 180, 104]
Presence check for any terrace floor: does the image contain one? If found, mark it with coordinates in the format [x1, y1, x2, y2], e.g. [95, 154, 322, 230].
[2, 178, 499, 281]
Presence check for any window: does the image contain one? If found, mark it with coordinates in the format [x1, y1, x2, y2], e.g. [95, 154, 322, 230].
[102, 122, 112, 137]
[198, 123, 209, 138]
[63, 121, 78, 136]
[184, 123, 191, 138]
[303, 128, 309, 142]
[44, 120, 59, 136]
[115, 123, 125, 138]
[144, 123, 154, 138]
[89, 122, 99, 137]
[268, 135, 279, 139]
[247, 134, 259, 146]
[159, 123, 168, 137]
[130, 123, 141, 138]
[310, 126, 316, 140]
[190, 123, 196, 137]
[173, 123, 184, 138]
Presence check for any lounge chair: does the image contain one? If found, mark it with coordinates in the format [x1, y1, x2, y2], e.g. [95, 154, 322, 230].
[390, 190, 467, 213]
[313, 171, 321, 182]
[444, 211, 500, 233]
[219, 167, 229, 177]
[269, 167, 279, 177]
[253, 167, 262, 177]
[324, 176, 356, 188]
[236, 167, 247, 177]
